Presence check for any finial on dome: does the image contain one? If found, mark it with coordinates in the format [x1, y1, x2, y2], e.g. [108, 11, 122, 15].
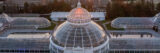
[77, 1, 81, 7]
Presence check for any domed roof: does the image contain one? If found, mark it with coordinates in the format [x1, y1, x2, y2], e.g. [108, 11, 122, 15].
[67, 2, 92, 24]
[52, 2, 108, 48]
[52, 21, 107, 47]
[155, 12, 160, 17]
[153, 12, 160, 25]
[0, 13, 13, 23]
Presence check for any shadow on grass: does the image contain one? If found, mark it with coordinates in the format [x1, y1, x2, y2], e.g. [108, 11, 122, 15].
[106, 23, 124, 30]
[38, 22, 56, 30]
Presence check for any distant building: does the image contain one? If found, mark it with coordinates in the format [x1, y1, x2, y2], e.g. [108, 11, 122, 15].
[153, 0, 160, 4]
[50, 12, 106, 21]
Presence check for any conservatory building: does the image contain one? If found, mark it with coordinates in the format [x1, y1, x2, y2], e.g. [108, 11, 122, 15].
[50, 2, 109, 53]
[50, 12, 106, 21]
[0, 13, 51, 29]
[1, 2, 160, 53]
[111, 13, 160, 31]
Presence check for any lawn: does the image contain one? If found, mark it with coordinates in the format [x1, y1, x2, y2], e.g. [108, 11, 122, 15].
[38, 19, 123, 30]
[38, 22, 56, 30]
[96, 20, 107, 24]
[106, 23, 124, 30]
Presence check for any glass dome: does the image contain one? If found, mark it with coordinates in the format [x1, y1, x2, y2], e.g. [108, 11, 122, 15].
[153, 12, 160, 26]
[0, 13, 13, 23]
[52, 2, 108, 47]
[67, 2, 92, 24]
[52, 21, 107, 47]
[50, 2, 109, 53]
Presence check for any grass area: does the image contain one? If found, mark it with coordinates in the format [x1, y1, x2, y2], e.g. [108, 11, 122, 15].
[38, 22, 56, 30]
[96, 20, 107, 24]
[106, 23, 124, 30]
[38, 19, 123, 30]
[55, 21, 64, 24]
[96, 20, 108, 27]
